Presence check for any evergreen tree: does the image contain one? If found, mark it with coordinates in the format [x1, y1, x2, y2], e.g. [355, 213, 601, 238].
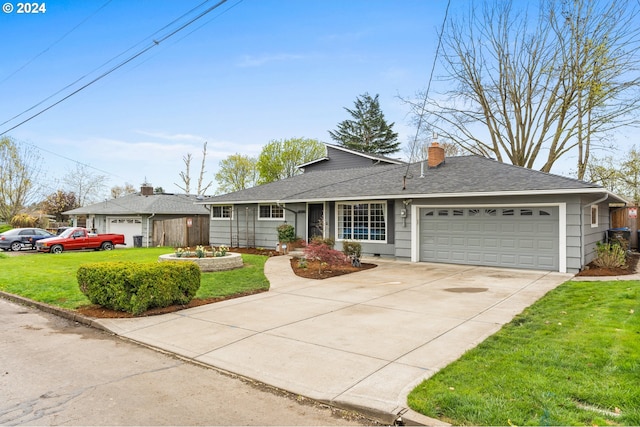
[329, 93, 399, 155]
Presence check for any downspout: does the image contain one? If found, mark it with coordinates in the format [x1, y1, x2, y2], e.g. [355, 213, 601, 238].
[146, 213, 155, 248]
[581, 193, 613, 268]
[277, 202, 301, 237]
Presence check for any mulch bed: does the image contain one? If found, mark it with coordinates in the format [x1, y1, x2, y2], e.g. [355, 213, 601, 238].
[288, 257, 377, 279]
[574, 252, 639, 277]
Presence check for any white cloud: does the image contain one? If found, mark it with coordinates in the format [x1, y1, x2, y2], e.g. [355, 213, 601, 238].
[133, 130, 207, 142]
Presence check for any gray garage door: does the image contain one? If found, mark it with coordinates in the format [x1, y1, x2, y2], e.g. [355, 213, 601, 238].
[419, 207, 559, 270]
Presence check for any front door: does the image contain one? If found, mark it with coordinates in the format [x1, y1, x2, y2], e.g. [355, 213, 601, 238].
[308, 203, 324, 240]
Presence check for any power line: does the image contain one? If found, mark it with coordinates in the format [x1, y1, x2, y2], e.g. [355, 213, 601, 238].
[0, 0, 214, 129]
[0, 0, 230, 136]
[403, 0, 450, 187]
[0, 1, 113, 86]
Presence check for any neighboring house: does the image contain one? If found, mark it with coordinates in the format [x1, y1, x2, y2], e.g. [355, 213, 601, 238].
[64, 185, 210, 248]
[197, 143, 626, 273]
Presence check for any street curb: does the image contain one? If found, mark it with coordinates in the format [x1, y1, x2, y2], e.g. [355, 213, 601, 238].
[0, 291, 409, 425]
[0, 291, 110, 333]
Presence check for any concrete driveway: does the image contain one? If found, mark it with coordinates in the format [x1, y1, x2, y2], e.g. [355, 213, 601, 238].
[95, 256, 572, 425]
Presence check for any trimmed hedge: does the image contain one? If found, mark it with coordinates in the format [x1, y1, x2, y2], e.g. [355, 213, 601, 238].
[77, 261, 201, 315]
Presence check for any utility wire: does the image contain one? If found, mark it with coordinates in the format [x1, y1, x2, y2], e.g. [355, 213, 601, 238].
[0, 0, 113, 86]
[403, 0, 450, 188]
[0, 0, 229, 136]
[0, 0, 217, 130]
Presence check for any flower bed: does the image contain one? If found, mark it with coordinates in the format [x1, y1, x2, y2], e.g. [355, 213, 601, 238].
[158, 252, 243, 272]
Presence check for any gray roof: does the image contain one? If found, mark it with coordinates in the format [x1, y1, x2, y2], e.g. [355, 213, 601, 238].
[200, 155, 620, 204]
[64, 193, 209, 216]
[297, 143, 405, 169]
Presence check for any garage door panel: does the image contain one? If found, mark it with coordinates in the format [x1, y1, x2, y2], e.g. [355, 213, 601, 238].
[483, 238, 499, 248]
[483, 223, 498, 233]
[501, 223, 516, 233]
[501, 238, 516, 249]
[451, 237, 466, 247]
[420, 206, 559, 271]
[538, 239, 554, 250]
[451, 223, 465, 232]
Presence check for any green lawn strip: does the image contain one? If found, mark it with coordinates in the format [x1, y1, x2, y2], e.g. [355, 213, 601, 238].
[408, 280, 640, 426]
[0, 248, 270, 310]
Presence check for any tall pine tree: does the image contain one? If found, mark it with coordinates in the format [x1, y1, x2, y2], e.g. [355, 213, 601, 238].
[329, 93, 399, 155]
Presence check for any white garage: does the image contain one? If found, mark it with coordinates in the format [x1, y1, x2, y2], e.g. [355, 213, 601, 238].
[418, 206, 560, 271]
[107, 217, 142, 247]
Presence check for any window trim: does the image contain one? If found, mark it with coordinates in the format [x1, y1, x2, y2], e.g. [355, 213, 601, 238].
[591, 205, 599, 228]
[258, 204, 284, 220]
[335, 201, 387, 243]
[211, 205, 233, 220]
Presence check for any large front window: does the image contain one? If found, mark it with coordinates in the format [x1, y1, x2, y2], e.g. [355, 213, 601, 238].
[337, 202, 386, 241]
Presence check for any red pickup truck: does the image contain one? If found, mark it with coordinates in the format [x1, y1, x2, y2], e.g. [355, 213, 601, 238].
[36, 227, 126, 253]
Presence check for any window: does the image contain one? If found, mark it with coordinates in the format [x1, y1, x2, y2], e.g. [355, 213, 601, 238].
[591, 205, 599, 228]
[520, 209, 533, 216]
[259, 204, 284, 220]
[337, 202, 386, 241]
[502, 209, 514, 216]
[211, 205, 232, 219]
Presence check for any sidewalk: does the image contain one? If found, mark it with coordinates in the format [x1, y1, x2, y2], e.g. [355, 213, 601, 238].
[92, 256, 572, 425]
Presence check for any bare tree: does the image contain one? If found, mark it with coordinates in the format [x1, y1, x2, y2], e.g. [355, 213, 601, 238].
[196, 141, 213, 195]
[175, 153, 193, 194]
[407, 0, 640, 178]
[62, 163, 107, 206]
[175, 141, 213, 195]
[0, 137, 42, 222]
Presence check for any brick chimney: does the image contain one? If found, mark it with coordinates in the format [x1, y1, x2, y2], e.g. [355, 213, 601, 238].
[140, 183, 154, 196]
[427, 142, 445, 168]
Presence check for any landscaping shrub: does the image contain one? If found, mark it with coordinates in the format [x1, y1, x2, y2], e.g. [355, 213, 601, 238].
[77, 261, 201, 315]
[342, 241, 362, 267]
[303, 240, 348, 273]
[277, 224, 296, 243]
[310, 235, 335, 249]
[593, 241, 627, 269]
[0, 224, 11, 233]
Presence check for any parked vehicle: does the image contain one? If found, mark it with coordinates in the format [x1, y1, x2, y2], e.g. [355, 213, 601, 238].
[0, 228, 55, 251]
[36, 227, 125, 253]
[55, 226, 72, 235]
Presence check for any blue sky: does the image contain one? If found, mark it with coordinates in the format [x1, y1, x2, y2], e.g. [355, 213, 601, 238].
[1, 0, 448, 196]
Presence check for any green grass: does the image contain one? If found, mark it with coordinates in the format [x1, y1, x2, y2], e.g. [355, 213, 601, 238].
[0, 248, 270, 310]
[408, 280, 640, 426]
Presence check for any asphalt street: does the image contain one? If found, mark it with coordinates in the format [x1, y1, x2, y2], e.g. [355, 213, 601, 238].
[0, 298, 374, 426]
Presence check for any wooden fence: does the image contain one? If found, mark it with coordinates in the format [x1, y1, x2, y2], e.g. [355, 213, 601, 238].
[152, 216, 210, 248]
[610, 207, 638, 249]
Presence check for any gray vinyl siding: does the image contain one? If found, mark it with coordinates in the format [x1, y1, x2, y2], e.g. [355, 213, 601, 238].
[304, 146, 394, 172]
[207, 194, 609, 273]
[209, 203, 304, 249]
[581, 199, 611, 267]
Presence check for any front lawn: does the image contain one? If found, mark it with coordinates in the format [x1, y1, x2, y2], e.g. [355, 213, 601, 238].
[408, 279, 640, 426]
[0, 248, 269, 310]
